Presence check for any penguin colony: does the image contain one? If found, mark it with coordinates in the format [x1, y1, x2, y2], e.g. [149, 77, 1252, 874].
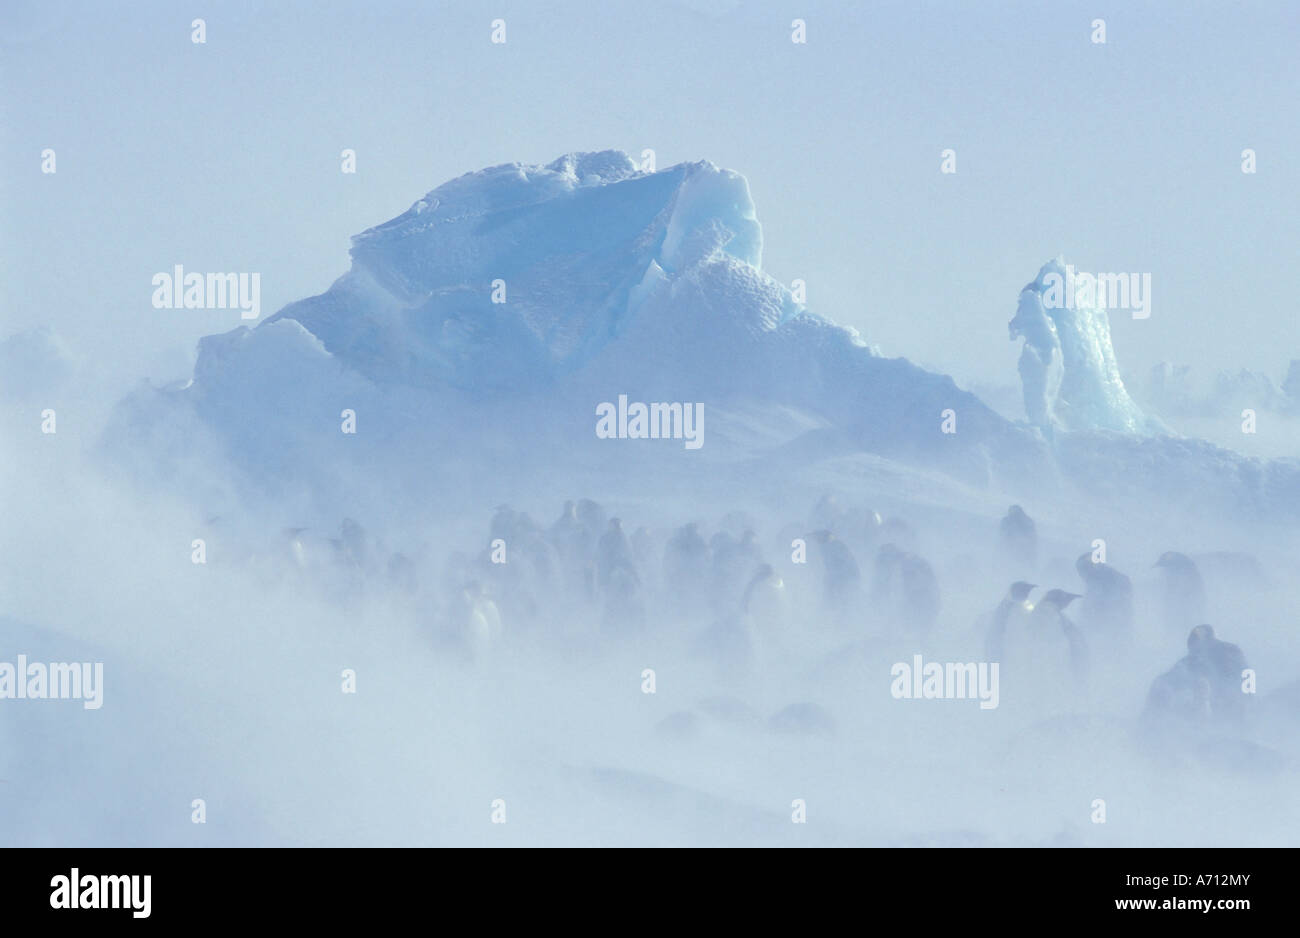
[261, 495, 1281, 759]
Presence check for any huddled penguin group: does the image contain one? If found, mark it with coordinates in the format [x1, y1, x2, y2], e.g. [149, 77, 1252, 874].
[264, 496, 1273, 758]
[977, 503, 1266, 755]
[407, 496, 948, 665]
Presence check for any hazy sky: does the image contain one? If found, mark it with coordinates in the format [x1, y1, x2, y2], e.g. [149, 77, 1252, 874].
[3, 0, 1297, 395]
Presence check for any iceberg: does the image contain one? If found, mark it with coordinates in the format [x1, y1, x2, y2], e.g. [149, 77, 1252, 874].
[109, 150, 1050, 502]
[269, 151, 763, 392]
[102, 152, 1299, 523]
[1009, 257, 1162, 434]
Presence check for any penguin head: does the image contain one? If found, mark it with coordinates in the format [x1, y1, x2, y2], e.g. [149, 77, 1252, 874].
[1187, 624, 1216, 653]
[674, 523, 705, 550]
[754, 563, 780, 586]
[608, 518, 623, 532]
[562, 500, 576, 517]
[1155, 551, 1194, 572]
[1039, 589, 1081, 609]
[808, 529, 834, 545]
[1008, 581, 1037, 602]
[1005, 504, 1034, 525]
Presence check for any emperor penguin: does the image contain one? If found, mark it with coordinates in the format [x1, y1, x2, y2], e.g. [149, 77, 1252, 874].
[489, 505, 517, 543]
[1184, 624, 1249, 725]
[1000, 589, 1087, 692]
[490, 505, 546, 552]
[810, 494, 849, 533]
[711, 529, 765, 613]
[870, 543, 940, 635]
[998, 505, 1037, 571]
[1074, 552, 1134, 641]
[1154, 551, 1207, 634]
[879, 516, 918, 553]
[597, 518, 635, 592]
[630, 526, 655, 567]
[283, 526, 312, 569]
[496, 506, 558, 589]
[548, 497, 585, 545]
[717, 509, 759, 539]
[481, 508, 549, 623]
[984, 580, 1037, 662]
[576, 499, 607, 542]
[1031, 589, 1088, 681]
[335, 517, 369, 569]
[898, 549, 940, 635]
[742, 563, 789, 637]
[1142, 657, 1214, 732]
[549, 500, 595, 598]
[549, 500, 582, 542]
[456, 581, 502, 660]
[663, 522, 712, 616]
[600, 562, 645, 633]
[853, 508, 886, 556]
[811, 495, 885, 556]
[808, 529, 862, 616]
